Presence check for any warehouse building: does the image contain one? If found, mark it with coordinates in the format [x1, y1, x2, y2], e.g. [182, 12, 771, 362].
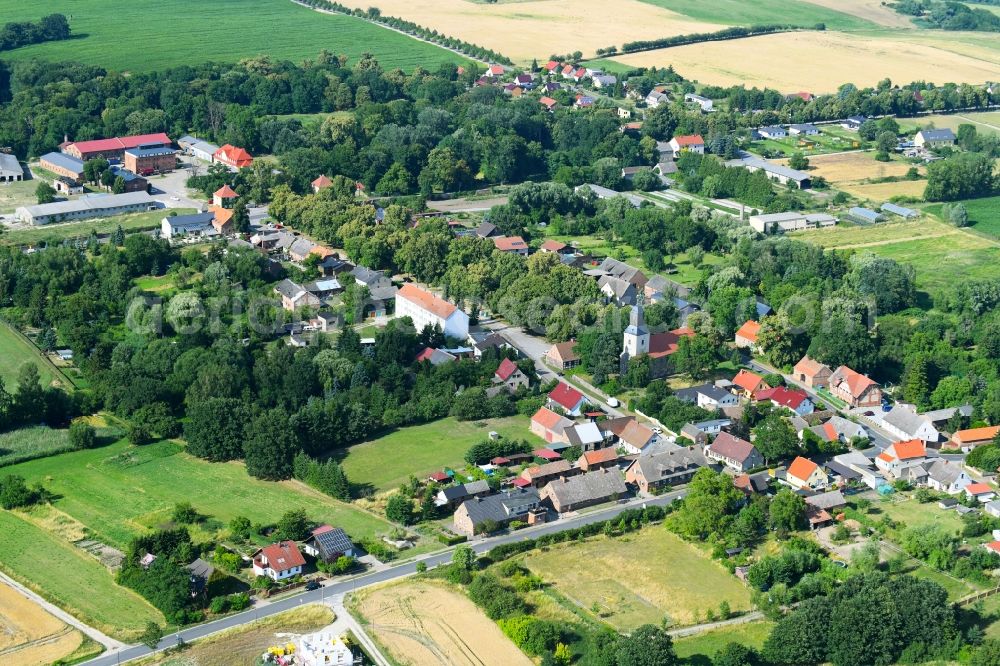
[15, 191, 159, 225]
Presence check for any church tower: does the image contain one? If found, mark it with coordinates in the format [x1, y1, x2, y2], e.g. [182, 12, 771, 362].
[622, 304, 649, 358]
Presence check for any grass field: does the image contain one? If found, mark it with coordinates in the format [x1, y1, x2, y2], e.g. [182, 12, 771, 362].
[132, 605, 335, 666]
[338, 416, 533, 493]
[0, 177, 38, 215]
[639, 0, 876, 30]
[0, 322, 58, 390]
[0, 0, 465, 71]
[522, 529, 752, 631]
[673, 621, 775, 661]
[1, 208, 195, 246]
[791, 218, 1000, 297]
[898, 111, 1000, 138]
[352, 579, 532, 666]
[926, 195, 1000, 240]
[3, 438, 400, 549]
[875, 495, 964, 536]
[754, 129, 866, 157]
[611, 30, 1000, 92]
[0, 510, 164, 641]
[799, 0, 914, 27]
[0, 426, 73, 467]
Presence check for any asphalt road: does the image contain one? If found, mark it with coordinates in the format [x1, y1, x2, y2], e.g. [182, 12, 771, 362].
[82, 490, 684, 666]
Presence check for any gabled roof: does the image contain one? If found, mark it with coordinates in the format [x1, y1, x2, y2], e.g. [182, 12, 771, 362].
[549, 382, 584, 411]
[671, 134, 705, 146]
[757, 386, 810, 410]
[647, 328, 694, 358]
[831, 366, 879, 399]
[882, 406, 935, 438]
[66, 132, 172, 154]
[540, 239, 568, 253]
[732, 369, 766, 394]
[787, 456, 820, 482]
[618, 420, 655, 450]
[707, 432, 756, 463]
[793, 355, 830, 378]
[214, 184, 237, 198]
[495, 358, 520, 381]
[309, 526, 355, 557]
[805, 490, 846, 511]
[966, 483, 994, 495]
[566, 422, 604, 448]
[544, 469, 626, 506]
[885, 439, 926, 461]
[583, 448, 619, 466]
[927, 460, 965, 487]
[523, 459, 572, 480]
[312, 174, 333, 188]
[532, 407, 572, 433]
[398, 283, 458, 320]
[735, 320, 761, 343]
[953, 426, 1000, 445]
[257, 541, 305, 572]
[493, 235, 528, 252]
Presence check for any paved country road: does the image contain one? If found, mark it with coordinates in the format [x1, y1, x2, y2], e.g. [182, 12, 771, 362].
[82, 490, 684, 665]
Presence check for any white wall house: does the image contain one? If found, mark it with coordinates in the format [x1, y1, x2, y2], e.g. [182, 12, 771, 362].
[396, 284, 469, 340]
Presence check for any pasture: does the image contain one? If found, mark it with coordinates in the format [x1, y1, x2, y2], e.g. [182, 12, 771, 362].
[673, 621, 775, 661]
[611, 30, 1000, 92]
[1, 208, 194, 247]
[336, 0, 716, 61]
[0, 322, 58, 390]
[2, 438, 401, 548]
[0, 510, 164, 641]
[352, 579, 532, 666]
[940, 195, 1000, 240]
[798, 0, 914, 27]
[638, 0, 876, 31]
[0, 426, 73, 467]
[521, 529, 752, 631]
[898, 111, 1000, 138]
[0, 581, 100, 666]
[0, 0, 464, 71]
[338, 416, 534, 493]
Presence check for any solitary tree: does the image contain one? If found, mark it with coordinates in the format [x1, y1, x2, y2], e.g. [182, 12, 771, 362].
[35, 182, 56, 204]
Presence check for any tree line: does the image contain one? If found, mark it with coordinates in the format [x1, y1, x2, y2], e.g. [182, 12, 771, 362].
[0, 14, 70, 53]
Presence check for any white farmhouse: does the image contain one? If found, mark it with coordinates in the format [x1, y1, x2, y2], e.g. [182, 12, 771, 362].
[396, 284, 469, 340]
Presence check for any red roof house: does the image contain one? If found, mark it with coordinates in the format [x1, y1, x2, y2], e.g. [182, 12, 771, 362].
[756, 386, 814, 415]
[731, 369, 770, 398]
[548, 382, 586, 415]
[312, 175, 333, 193]
[533, 448, 563, 461]
[734, 320, 761, 350]
[252, 541, 305, 581]
[63, 132, 172, 160]
[214, 144, 253, 168]
[539, 96, 558, 111]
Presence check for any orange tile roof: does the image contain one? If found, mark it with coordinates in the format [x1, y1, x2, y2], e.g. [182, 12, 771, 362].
[493, 235, 528, 252]
[540, 239, 567, 252]
[214, 184, 237, 198]
[532, 407, 565, 430]
[583, 448, 618, 466]
[732, 369, 765, 394]
[953, 426, 1000, 445]
[735, 320, 761, 343]
[312, 174, 333, 188]
[986, 541, 1000, 554]
[832, 366, 879, 399]
[787, 456, 819, 482]
[397, 283, 458, 319]
[209, 205, 234, 230]
[888, 439, 925, 461]
[966, 483, 993, 495]
[793, 355, 829, 378]
[822, 422, 838, 442]
[647, 328, 694, 358]
[672, 134, 704, 146]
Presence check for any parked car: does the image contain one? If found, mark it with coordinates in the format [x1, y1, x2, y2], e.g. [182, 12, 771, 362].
[607, 397, 620, 408]
[305, 580, 321, 591]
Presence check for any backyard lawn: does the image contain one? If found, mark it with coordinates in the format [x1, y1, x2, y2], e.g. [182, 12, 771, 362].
[673, 621, 775, 661]
[338, 416, 534, 493]
[0, 0, 465, 71]
[2, 438, 401, 549]
[522, 528, 752, 631]
[1, 208, 194, 246]
[0, 322, 59, 389]
[0, 510, 164, 641]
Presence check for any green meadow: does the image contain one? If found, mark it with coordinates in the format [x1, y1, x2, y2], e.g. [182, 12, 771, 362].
[638, 0, 876, 31]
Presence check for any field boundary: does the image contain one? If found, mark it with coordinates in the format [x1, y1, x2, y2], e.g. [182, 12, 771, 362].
[0, 320, 79, 391]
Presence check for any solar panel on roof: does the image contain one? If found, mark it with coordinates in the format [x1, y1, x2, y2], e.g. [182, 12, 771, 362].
[315, 527, 354, 555]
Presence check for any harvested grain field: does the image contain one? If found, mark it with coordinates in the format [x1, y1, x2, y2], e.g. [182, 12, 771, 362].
[839, 179, 928, 201]
[779, 152, 919, 184]
[522, 529, 752, 631]
[335, 0, 716, 62]
[801, 0, 914, 27]
[612, 31, 1000, 92]
[353, 580, 531, 666]
[0, 582, 85, 665]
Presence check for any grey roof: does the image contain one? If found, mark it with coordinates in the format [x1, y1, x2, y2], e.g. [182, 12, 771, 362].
[576, 184, 644, 207]
[631, 448, 705, 484]
[693, 418, 731, 431]
[728, 155, 809, 182]
[759, 126, 787, 135]
[598, 275, 634, 299]
[441, 480, 489, 502]
[675, 383, 731, 404]
[459, 488, 541, 527]
[921, 405, 973, 423]
[110, 166, 145, 183]
[190, 140, 220, 155]
[880, 202, 919, 218]
[646, 274, 691, 298]
[274, 279, 305, 299]
[39, 151, 85, 173]
[598, 257, 646, 285]
[288, 237, 316, 257]
[0, 153, 23, 176]
[565, 421, 604, 447]
[186, 557, 215, 580]
[475, 221, 498, 238]
[125, 146, 176, 157]
[849, 207, 883, 222]
[350, 265, 386, 286]
[927, 460, 964, 486]
[917, 128, 955, 141]
[805, 490, 846, 510]
[311, 527, 355, 558]
[544, 469, 627, 506]
[789, 123, 819, 133]
[164, 212, 215, 232]
[18, 191, 156, 218]
[824, 460, 861, 480]
[882, 405, 933, 438]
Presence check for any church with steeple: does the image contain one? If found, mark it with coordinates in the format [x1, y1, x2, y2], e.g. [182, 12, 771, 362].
[620, 303, 696, 379]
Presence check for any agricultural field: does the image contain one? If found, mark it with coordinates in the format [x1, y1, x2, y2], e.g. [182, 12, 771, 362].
[673, 621, 775, 661]
[131, 605, 335, 666]
[898, 111, 1000, 138]
[338, 416, 534, 493]
[1, 208, 195, 247]
[0, 426, 73, 467]
[521, 529, 752, 631]
[0, 510, 164, 641]
[0, 322, 59, 390]
[791, 218, 1000, 297]
[0, 582, 101, 666]
[352, 579, 532, 666]
[838, 179, 928, 201]
[0, 0, 465, 71]
[2, 438, 402, 549]
[337, 0, 717, 62]
[799, 0, 914, 27]
[926, 195, 1000, 240]
[776, 151, 927, 202]
[611, 30, 1000, 92]
[639, 0, 877, 31]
